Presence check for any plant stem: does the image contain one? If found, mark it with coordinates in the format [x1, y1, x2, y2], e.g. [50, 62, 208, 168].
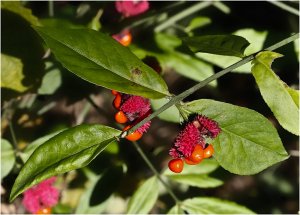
[86, 95, 181, 204]
[124, 33, 299, 136]
[268, 1, 299, 16]
[131, 141, 181, 204]
[155, 1, 213, 32]
[8, 121, 20, 155]
[48, 0, 54, 17]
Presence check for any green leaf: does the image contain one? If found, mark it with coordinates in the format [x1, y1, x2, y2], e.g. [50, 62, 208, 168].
[164, 158, 219, 175]
[88, 9, 103, 31]
[183, 35, 250, 57]
[1, 139, 16, 179]
[196, 29, 267, 73]
[1, 54, 27, 92]
[251, 51, 299, 135]
[37, 62, 62, 95]
[10, 124, 121, 202]
[76, 166, 124, 214]
[167, 174, 223, 188]
[164, 159, 221, 188]
[185, 16, 211, 32]
[186, 99, 289, 175]
[160, 52, 216, 86]
[126, 176, 159, 214]
[1, 1, 40, 26]
[151, 98, 181, 123]
[179, 197, 255, 214]
[167, 204, 184, 214]
[34, 27, 169, 99]
[20, 130, 64, 163]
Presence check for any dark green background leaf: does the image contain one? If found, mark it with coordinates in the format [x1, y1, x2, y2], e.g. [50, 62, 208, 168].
[195, 29, 267, 73]
[34, 27, 170, 99]
[186, 99, 289, 175]
[183, 34, 250, 57]
[251, 51, 299, 135]
[10, 124, 121, 201]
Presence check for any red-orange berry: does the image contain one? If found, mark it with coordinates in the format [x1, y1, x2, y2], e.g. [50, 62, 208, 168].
[184, 157, 199, 165]
[115, 111, 128, 124]
[113, 94, 122, 109]
[111, 90, 119, 95]
[188, 144, 204, 163]
[36, 207, 52, 214]
[119, 32, 132, 46]
[168, 158, 184, 173]
[123, 125, 143, 141]
[203, 144, 214, 158]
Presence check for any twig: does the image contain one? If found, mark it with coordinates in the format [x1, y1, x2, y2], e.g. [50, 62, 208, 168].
[268, 1, 299, 16]
[86, 95, 181, 204]
[131, 141, 181, 204]
[155, 1, 213, 32]
[289, 150, 299, 157]
[123, 33, 300, 137]
[8, 121, 20, 155]
[48, 0, 54, 17]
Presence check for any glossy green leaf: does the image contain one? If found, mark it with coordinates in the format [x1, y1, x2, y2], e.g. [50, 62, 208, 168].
[34, 27, 169, 99]
[251, 51, 299, 135]
[196, 29, 267, 73]
[1, 1, 40, 26]
[1, 54, 27, 92]
[10, 124, 121, 201]
[126, 176, 159, 214]
[183, 35, 250, 57]
[1, 139, 16, 179]
[172, 197, 255, 214]
[167, 174, 223, 188]
[151, 98, 181, 123]
[20, 130, 64, 163]
[38, 62, 62, 95]
[186, 99, 289, 175]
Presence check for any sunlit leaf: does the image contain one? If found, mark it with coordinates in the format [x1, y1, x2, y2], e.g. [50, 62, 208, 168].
[1, 54, 27, 92]
[126, 176, 159, 214]
[170, 197, 255, 214]
[1, 1, 40, 26]
[151, 98, 181, 123]
[34, 27, 170, 99]
[38, 62, 62, 95]
[185, 16, 211, 32]
[186, 99, 289, 175]
[167, 174, 223, 188]
[1, 139, 16, 179]
[251, 51, 299, 135]
[10, 124, 121, 201]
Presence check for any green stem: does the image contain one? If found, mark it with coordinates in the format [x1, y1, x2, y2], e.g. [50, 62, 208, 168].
[48, 0, 54, 17]
[124, 33, 299, 136]
[155, 1, 213, 32]
[86, 95, 181, 204]
[8, 121, 20, 155]
[131, 141, 181, 204]
[268, 1, 299, 16]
